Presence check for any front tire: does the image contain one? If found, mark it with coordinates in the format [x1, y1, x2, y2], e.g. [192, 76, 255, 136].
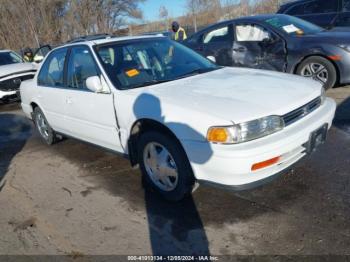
[296, 56, 337, 90]
[33, 107, 57, 145]
[137, 131, 195, 202]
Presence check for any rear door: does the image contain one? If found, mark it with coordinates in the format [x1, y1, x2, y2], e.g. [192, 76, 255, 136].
[63, 45, 122, 152]
[36, 48, 68, 133]
[232, 22, 287, 71]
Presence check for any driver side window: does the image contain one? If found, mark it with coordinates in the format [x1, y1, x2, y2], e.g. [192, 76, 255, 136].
[67, 46, 99, 89]
[235, 24, 271, 42]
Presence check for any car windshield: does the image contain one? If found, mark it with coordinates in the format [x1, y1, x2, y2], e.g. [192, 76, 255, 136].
[0, 51, 22, 66]
[94, 38, 219, 90]
[265, 15, 324, 36]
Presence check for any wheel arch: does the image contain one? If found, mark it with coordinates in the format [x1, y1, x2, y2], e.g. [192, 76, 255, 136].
[293, 54, 340, 84]
[127, 118, 187, 167]
[29, 101, 40, 118]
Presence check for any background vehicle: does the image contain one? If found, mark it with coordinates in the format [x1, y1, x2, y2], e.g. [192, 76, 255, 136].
[277, 0, 350, 30]
[0, 50, 37, 103]
[141, 31, 173, 38]
[20, 36, 335, 201]
[184, 14, 350, 89]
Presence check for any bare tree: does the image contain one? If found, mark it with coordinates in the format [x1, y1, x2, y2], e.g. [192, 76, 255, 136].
[159, 5, 169, 31]
[186, 0, 221, 32]
[186, 0, 199, 32]
[0, 0, 144, 50]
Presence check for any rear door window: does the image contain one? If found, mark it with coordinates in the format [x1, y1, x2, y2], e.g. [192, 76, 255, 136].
[287, 3, 306, 15]
[304, 0, 339, 14]
[38, 48, 67, 87]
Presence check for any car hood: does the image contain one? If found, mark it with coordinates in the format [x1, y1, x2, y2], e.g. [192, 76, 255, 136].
[145, 67, 322, 124]
[0, 63, 37, 79]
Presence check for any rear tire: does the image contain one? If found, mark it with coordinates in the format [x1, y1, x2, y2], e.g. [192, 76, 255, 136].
[33, 107, 57, 145]
[296, 56, 337, 90]
[137, 131, 195, 202]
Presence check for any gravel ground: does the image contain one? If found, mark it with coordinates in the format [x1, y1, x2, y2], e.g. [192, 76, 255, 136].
[0, 87, 349, 258]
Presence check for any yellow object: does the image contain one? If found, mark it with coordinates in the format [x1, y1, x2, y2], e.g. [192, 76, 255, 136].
[174, 27, 187, 41]
[126, 69, 140, 77]
[251, 156, 280, 171]
[207, 127, 229, 143]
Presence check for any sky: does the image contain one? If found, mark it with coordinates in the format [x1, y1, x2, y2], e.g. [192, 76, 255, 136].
[140, 0, 188, 21]
[139, 0, 256, 22]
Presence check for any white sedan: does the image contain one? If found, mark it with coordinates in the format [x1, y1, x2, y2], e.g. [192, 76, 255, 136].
[20, 36, 336, 201]
[0, 50, 37, 102]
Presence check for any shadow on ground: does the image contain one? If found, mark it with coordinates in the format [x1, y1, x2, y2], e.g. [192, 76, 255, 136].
[0, 113, 32, 189]
[333, 97, 350, 134]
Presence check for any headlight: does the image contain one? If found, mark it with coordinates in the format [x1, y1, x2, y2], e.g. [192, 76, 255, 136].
[207, 116, 285, 144]
[339, 44, 350, 52]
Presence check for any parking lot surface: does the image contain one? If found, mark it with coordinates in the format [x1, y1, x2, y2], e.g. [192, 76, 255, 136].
[0, 87, 349, 256]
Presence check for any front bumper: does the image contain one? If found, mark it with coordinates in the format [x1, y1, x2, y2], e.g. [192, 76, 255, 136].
[181, 98, 336, 189]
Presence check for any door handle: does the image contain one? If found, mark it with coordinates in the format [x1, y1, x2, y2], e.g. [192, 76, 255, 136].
[37, 94, 42, 98]
[233, 47, 246, 52]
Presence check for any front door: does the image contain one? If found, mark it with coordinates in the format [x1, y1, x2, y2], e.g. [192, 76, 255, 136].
[232, 23, 287, 72]
[63, 45, 122, 152]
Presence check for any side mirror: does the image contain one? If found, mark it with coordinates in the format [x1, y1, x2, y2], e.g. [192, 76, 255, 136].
[86, 76, 103, 93]
[207, 56, 216, 63]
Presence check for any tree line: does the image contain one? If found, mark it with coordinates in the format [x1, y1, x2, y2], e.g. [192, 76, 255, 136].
[0, 0, 144, 51]
[0, 0, 283, 51]
[155, 0, 282, 35]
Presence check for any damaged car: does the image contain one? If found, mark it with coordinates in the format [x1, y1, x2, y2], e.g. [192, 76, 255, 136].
[20, 36, 336, 201]
[185, 14, 350, 89]
[0, 50, 37, 103]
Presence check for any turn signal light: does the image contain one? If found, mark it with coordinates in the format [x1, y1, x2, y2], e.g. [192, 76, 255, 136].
[207, 127, 229, 143]
[251, 156, 280, 171]
[328, 55, 341, 61]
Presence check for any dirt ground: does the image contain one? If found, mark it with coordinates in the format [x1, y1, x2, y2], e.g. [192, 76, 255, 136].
[0, 87, 349, 258]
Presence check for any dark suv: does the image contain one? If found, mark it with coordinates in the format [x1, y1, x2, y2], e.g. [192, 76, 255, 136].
[277, 0, 350, 30]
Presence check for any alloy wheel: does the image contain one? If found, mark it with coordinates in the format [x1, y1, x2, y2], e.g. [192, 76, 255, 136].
[300, 63, 329, 84]
[143, 142, 179, 192]
[35, 112, 49, 140]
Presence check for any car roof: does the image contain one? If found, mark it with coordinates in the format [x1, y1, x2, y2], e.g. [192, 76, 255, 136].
[190, 14, 288, 36]
[0, 50, 12, 53]
[55, 35, 166, 50]
[234, 14, 284, 22]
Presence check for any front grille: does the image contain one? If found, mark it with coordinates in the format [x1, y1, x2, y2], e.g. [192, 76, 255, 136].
[282, 97, 322, 126]
[0, 74, 34, 91]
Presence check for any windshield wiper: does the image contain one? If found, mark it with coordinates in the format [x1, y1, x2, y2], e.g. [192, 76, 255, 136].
[129, 79, 173, 89]
[174, 67, 221, 80]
